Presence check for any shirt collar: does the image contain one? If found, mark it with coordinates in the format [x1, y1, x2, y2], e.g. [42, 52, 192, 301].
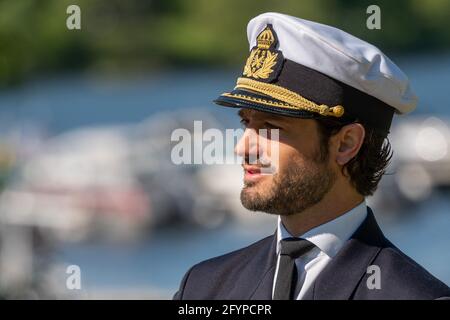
[276, 200, 368, 258]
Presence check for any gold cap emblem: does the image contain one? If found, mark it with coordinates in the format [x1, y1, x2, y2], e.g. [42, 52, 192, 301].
[242, 24, 283, 82]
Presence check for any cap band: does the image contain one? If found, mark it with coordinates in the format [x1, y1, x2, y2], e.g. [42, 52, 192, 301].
[233, 77, 345, 117]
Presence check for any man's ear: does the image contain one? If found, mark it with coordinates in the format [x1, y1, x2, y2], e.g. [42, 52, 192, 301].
[334, 123, 365, 166]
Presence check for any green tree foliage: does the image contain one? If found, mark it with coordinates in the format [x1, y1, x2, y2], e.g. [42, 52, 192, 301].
[0, 0, 449, 86]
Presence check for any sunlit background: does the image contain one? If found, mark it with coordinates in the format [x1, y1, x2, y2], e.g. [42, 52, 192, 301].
[0, 0, 449, 299]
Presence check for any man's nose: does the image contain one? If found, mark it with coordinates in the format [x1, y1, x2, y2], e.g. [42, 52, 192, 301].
[234, 128, 259, 159]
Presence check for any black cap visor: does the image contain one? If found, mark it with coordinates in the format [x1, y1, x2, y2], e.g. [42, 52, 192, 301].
[214, 88, 319, 119]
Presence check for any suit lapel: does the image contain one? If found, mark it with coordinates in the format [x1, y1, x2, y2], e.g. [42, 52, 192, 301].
[304, 207, 388, 300]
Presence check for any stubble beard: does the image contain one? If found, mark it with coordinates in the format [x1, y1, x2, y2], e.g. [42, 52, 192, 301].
[240, 156, 336, 216]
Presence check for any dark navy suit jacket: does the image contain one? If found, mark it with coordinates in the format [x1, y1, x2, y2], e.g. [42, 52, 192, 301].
[173, 208, 450, 300]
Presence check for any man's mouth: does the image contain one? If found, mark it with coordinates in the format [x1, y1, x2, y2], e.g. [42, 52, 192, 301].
[243, 165, 272, 183]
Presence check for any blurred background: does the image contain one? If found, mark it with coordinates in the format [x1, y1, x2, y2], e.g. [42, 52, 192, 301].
[0, 0, 449, 299]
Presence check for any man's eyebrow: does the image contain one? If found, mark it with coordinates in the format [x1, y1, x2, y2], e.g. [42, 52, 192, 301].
[265, 114, 287, 122]
[237, 109, 246, 118]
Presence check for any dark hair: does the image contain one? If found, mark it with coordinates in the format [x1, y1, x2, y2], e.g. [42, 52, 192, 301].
[315, 118, 393, 196]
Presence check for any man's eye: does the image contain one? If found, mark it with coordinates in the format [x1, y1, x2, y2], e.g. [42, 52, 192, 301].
[240, 119, 249, 128]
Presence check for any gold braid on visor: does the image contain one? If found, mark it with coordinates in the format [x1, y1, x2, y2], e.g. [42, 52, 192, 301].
[228, 77, 345, 118]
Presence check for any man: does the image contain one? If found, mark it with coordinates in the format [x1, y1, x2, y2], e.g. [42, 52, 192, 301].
[173, 12, 450, 300]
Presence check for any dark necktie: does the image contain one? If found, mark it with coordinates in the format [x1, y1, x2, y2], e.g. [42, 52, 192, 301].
[273, 238, 315, 300]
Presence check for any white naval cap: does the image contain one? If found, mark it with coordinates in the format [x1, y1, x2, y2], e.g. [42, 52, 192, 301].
[246, 12, 417, 114]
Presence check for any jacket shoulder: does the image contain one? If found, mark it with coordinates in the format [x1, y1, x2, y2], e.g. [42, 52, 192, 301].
[356, 242, 450, 299]
[173, 234, 274, 299]
[196, 234, 274, 267]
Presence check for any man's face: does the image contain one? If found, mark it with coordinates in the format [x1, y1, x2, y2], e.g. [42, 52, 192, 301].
[236, 108, 336, 216]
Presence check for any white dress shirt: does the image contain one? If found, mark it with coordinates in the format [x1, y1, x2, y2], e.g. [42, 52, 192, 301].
[272, 201, 368, 299]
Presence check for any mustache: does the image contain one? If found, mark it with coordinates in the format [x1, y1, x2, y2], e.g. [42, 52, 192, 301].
[242, 162, 272, 168]
[242, 160, 277, 176]
[242, 155, 272, 167]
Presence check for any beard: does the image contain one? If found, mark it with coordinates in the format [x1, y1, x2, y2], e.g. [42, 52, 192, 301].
[240, 155, 336, 216]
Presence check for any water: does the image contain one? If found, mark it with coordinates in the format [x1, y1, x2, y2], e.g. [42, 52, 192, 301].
[1, 55, 449, 134]
[55, 222, 275, 297]
[0, 69, 239, 134]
